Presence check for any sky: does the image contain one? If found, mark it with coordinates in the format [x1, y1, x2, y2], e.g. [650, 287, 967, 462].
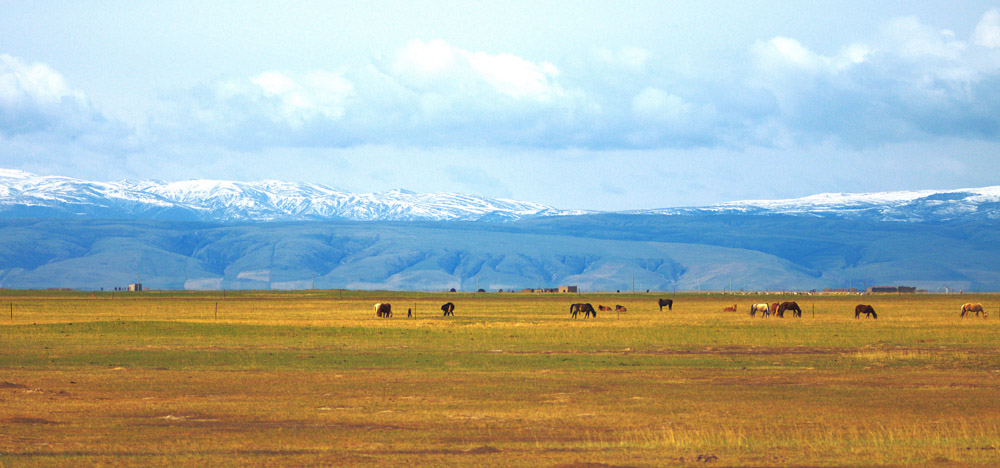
[1, 0, 999, 211]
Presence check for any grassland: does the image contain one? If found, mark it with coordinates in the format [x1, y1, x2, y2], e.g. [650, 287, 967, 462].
[1, 290, 998, 467]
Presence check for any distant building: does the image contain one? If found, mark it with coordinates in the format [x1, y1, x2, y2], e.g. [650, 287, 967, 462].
[867, 285, 917, 294]
[558, 285, 578, 293]
[823, 288, 858, 294]
[128, 283, 142, 292]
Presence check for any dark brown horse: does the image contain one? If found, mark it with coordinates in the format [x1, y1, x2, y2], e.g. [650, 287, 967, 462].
[570, 303, 597, 318]
[374, 303, 392, 318]
[775, 301, 802, 318]
[658, 298, 673, 311]
[960, 303, 987, 318]
[854, 304, 877, 319]
[598, 305, 613, 312]
[441, 302, 455, 316]
[615, 305, 627, 312]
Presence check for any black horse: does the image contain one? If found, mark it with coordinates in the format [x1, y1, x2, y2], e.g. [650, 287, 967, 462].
[854, 304, 877, 319]
[775, 301, 802, 318]
[441, 302, 455, 316]
[570, 303, 597, 318]
[658, 298, 673, 311]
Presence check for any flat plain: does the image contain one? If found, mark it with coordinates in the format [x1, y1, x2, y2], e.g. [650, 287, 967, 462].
[1, 290, 998, 467]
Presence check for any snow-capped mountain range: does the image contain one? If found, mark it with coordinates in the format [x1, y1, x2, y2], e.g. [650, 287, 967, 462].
[0, 169, 571, 222]
[2, 168, 999, 223]
[633, 186, 1000, 222]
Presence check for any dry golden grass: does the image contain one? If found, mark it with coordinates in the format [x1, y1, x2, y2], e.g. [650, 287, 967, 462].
[1, 290, 999, 467]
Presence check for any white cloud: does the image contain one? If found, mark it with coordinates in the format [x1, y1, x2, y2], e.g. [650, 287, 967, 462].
[631, 87, 689, 122]
[0, 53, 133, 176]
[0, 54, 84, 104]
[880, 16, 966, 60]
[974, 9, 1000, 48]
[745, 13, 1000, 147]
[249, 70, 354, 125]
[390, 39, 564, 101]
[0, 54, 98, 136]
[750, 37, 869, 76]
[593, 46, 650, 70]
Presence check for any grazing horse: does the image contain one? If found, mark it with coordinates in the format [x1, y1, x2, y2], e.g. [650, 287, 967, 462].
[750, 303, 770, 317]
[374, 303, 392, 318]
[570, 303, 597, 319]
[854, 304, 877, 319]
[598, 305, 613, 312]
[722, 304, 737, 312]
[770, 303, 780, 317]
[658, 298, 673, 311]
[441, 302, 455, 317]
[615, 305, 627, 312]
[775, 301, 802, 318]
[960, 303, 987, 318]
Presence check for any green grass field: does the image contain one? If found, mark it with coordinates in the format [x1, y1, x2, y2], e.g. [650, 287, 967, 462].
[1, 290, 998, 467]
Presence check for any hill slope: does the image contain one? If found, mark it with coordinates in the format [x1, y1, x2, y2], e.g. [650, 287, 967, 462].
[1, 216, 997, 292]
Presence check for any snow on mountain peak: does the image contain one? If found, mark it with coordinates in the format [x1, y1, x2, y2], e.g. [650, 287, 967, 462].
[0, 170, 564, 222]
[636, 186, 1000, 222]
[3, 168, 999, 223]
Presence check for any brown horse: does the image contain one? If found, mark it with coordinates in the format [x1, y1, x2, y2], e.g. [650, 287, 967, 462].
[570, 303, 597, 318]
[658, 298, 673, 311]
[441, 302, 455, 316]
[854, 304, 877, 319]
[750, 303, 769, 317]
[722, 304, 737, 312]
[374, 303, 392, 318]
[775, 301, 802, 318]
[770, 303, 780, 317]
[960, 303, 987, 318]
[615, 305, 627, 312]
[598, 305, 613, 312]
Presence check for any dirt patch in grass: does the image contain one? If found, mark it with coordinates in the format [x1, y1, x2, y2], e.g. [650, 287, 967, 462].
[3, 417, 59, 424]
[551, 462, 641, 468]
[143, 413, 407, 432]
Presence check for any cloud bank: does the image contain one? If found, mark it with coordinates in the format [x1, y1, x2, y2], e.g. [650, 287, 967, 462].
[2, 9, 999, 205]
[143, 11, 999, 152]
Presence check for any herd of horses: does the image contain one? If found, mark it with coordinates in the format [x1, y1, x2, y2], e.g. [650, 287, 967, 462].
[745, 301, 803, 318]
[372, 299, 991, 320]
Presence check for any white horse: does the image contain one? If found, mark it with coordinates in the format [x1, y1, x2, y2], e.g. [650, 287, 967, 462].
[750, 303, 770, 317]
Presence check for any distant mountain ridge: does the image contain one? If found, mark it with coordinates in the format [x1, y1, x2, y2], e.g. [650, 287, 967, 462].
[3, 168, 1000, 223]
[0, 169, 571, 222]
[3, 169, 1000, 291]
[634, 186, 1000, 222]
